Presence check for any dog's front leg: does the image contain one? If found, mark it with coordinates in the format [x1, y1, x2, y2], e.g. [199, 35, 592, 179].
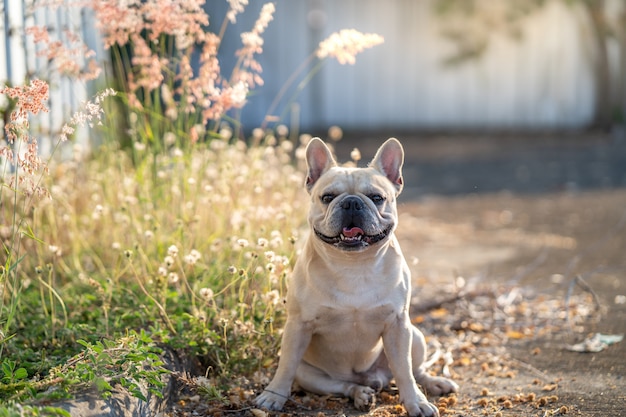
[255, 316, 312, 411]
[383, 314, 439, 417]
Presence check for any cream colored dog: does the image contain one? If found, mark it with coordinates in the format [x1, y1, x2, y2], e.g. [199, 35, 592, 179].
[255, 138, 458, 416]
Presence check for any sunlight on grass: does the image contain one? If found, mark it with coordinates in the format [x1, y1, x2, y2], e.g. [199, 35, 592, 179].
[1, 128, 309, 403]
[0, 0, 384, 411]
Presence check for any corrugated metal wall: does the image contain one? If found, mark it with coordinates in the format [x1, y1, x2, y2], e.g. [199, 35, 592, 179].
[227, 0, 597, 131]
[1, 0, 101, 150]
[2, 0, 602, 140]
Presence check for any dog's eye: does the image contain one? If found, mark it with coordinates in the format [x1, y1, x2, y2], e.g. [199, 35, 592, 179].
[369, 194, 385, 204]
[320, 194, 335, 204]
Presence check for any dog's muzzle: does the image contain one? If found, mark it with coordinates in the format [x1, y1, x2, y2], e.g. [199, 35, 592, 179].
[314, 195, 393, 250]
[314, 225, 392, 250]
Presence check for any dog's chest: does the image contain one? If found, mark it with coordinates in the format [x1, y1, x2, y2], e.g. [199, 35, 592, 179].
[311, 303, 397, 336]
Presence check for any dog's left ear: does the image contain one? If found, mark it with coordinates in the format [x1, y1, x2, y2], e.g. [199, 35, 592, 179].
[305, 137, 337, 193]
[370, 138, 404, 194]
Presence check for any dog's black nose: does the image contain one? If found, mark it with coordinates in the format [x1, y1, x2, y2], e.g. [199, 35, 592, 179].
[341, 196, 364, 211]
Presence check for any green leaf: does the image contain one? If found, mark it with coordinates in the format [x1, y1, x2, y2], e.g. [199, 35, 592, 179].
[13, 367, 27, 381]
[94, 376, 113, 393]
[41, 406, 72, 417]
[148, 387, 164, 398]
[92, 342, 104, 354]
[130, 389, 147, 402]
[1, 360, 13, 378]
[76, 339, 91, 349]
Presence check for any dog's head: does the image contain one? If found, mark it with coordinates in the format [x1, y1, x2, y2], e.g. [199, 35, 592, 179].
[304, 138, 404, 252]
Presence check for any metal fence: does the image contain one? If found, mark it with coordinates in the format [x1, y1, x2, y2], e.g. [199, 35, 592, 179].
[1, 0, 103, 152]
[230, 0, 598, 131]
[2, 1, 616, 139]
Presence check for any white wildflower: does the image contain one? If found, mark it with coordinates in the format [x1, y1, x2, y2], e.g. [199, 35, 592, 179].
[199, 287, 214, 300]
[328, 125, 343, 141]
[184, 249, 202, 265]
[316, 29, 384, 65]
[350, 148, 361, 162]
[262, 290, 280, 306]
[168, 272, 179, 284]
[164, 256, 175, 268]
[226, 0, 249, 23]
[164, 132, 177, 146]
[276, 124, 288, 137]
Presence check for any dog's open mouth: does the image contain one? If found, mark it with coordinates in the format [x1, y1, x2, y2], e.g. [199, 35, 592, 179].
[315, 225, 393, 249]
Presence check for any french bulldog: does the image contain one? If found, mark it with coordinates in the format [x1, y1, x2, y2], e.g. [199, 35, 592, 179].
[255, 138, 458, 416]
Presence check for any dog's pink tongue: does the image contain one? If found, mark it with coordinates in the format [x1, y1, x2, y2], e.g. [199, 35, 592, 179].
[342, 227, 364, 237]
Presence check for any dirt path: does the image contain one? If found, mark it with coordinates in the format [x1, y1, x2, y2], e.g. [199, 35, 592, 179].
[395, 189, 626, 417]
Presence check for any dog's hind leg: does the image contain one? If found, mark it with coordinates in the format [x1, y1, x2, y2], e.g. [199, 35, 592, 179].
[411, 326, 459, 396]
[295, 362, 376, 411]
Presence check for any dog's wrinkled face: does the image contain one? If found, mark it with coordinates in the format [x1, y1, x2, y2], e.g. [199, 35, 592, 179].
[305, 138, 404, 252]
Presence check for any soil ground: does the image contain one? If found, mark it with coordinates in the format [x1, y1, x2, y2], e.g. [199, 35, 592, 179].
[397, 189, 626, 417]
[170, 133, 626, 416]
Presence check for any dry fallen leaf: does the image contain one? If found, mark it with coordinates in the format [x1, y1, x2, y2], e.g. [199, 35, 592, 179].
[505, 330, 526, 339]
[430, 308, 449, 318]
[250, 408, 267, 417]
[458, 356, 471, 366]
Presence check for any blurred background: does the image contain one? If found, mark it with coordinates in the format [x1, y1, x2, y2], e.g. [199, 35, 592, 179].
[208, 0, 626, 132]
[3, 0, 626, 134]
[203, 0, 626, 196]
[2, 0, 626, 195]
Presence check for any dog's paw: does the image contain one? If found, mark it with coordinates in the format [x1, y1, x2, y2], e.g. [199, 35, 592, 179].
[254, 390, 288, 411]
[420, 376, 459, 396]
[403, 399, 440, 417]
[349, 385, 376, 411]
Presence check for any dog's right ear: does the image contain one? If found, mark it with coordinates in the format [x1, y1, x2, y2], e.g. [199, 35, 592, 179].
[305, 138, 337, 193]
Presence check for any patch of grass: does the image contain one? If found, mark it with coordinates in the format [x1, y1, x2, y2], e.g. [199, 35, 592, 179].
[0, 133, 307, 406]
